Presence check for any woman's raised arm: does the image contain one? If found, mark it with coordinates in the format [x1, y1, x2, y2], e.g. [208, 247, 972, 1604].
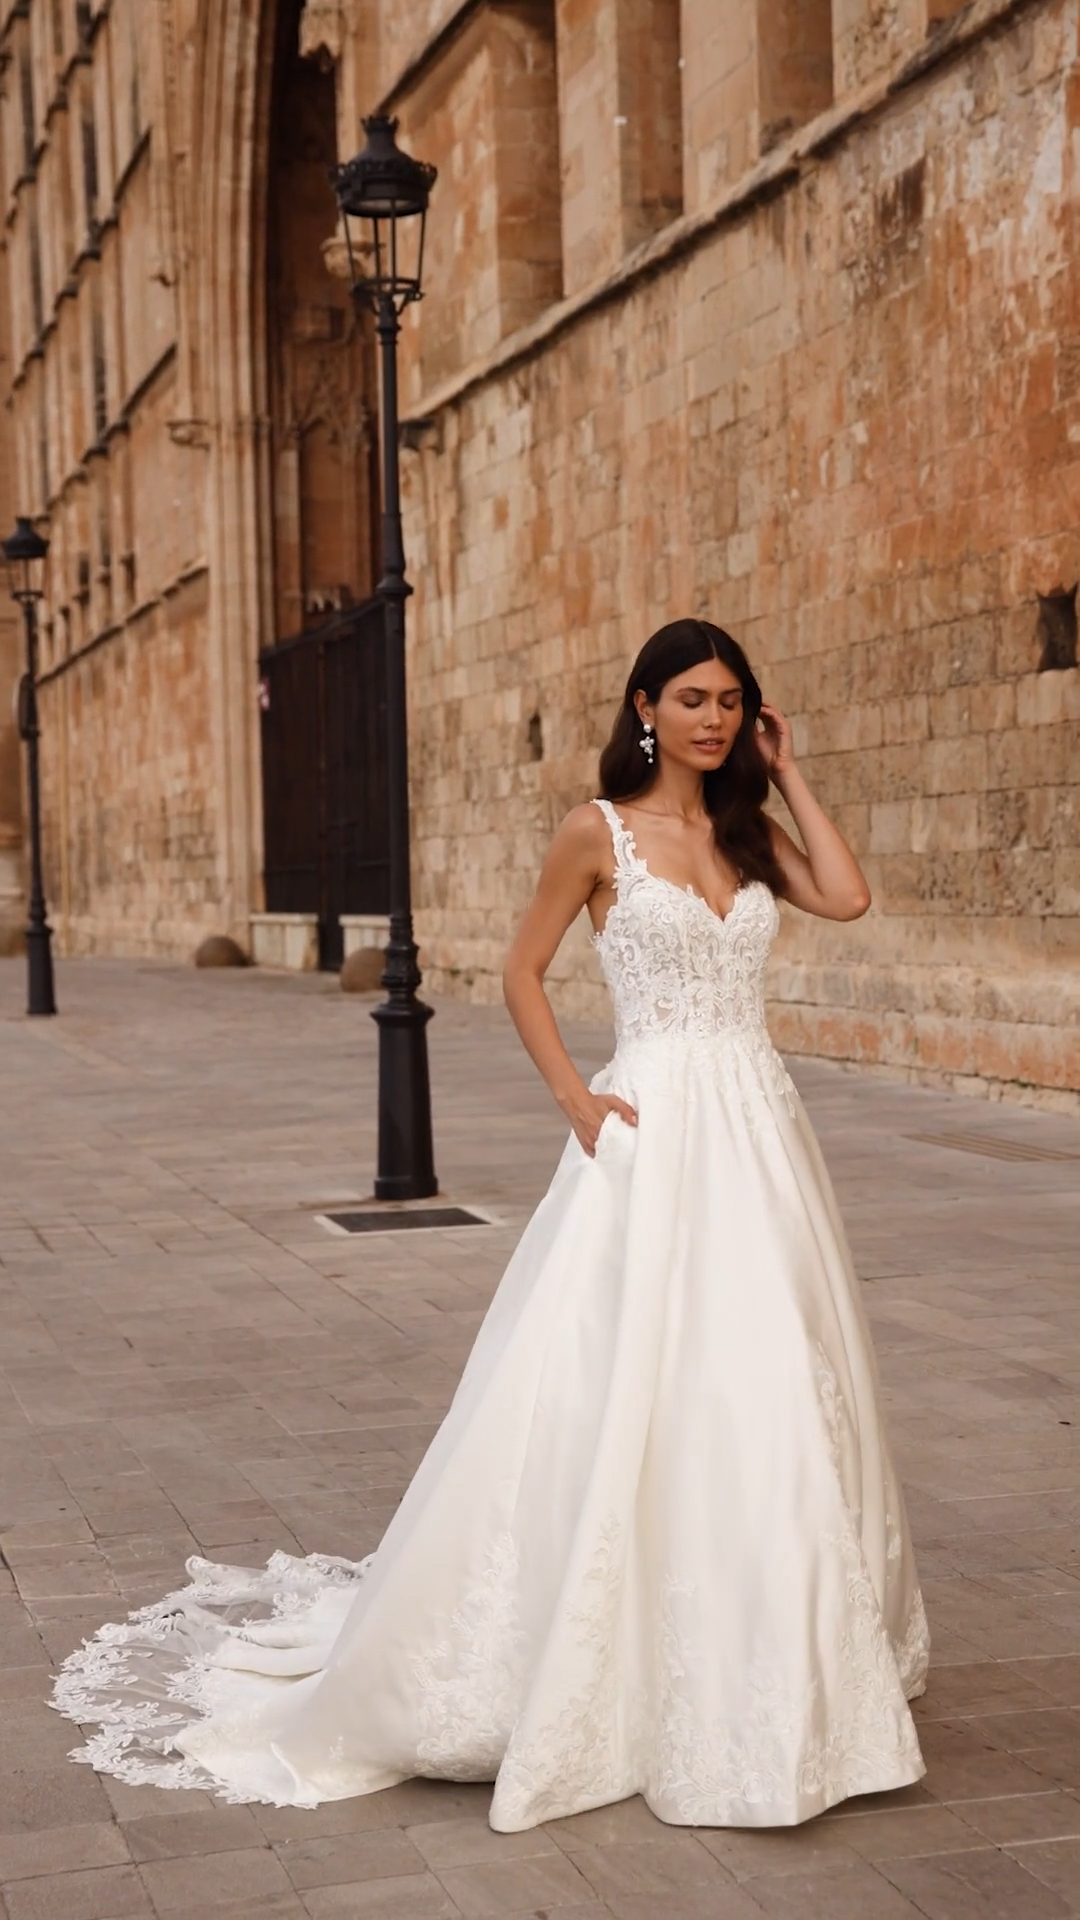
[758, 704, 872, 922]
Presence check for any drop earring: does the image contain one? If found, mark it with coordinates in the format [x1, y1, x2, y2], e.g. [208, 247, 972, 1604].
[639, 721, 655, 765]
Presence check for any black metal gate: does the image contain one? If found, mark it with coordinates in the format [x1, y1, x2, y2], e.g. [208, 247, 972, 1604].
[258, 597, 390, 970]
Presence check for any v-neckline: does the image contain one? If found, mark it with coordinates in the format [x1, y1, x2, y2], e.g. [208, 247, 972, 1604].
[647, 869, 750, 929]
[606, 803, 746, 928]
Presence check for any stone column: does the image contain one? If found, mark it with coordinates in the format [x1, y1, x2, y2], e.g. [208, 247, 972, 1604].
[681, 0, 834, 214]
[556, 0, 683, 296]
[0, 157, 24, 956]
[188, 0, 277, 945]
[393, 1, 562, 398]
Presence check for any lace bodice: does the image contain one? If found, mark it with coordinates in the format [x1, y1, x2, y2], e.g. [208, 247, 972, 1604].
[591, 798, 779, 1048]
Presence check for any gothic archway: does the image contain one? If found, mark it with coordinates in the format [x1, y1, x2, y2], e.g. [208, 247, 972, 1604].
[257, 0, 388, 967]
[265, 1, 378, 639]
[183, 0, 280, 945]
[182, 0, 381, 955]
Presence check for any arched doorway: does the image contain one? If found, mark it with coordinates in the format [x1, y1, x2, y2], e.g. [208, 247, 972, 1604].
[257, 0, 388, 969]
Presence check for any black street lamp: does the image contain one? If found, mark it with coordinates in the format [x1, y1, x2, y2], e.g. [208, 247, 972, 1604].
[2, 516, 56, 1017]
[332, 116, 438, 1200]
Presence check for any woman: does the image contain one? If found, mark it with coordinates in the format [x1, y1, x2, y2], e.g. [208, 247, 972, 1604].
[53, 618, 928, 1829]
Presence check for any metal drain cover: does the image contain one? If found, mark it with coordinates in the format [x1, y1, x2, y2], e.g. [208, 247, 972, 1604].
[905, 1131, 1080, 1164]
[319, 1206, 492, 1236]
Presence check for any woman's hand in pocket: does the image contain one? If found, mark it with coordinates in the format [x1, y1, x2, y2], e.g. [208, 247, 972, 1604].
[560, 1091, 638, 1158]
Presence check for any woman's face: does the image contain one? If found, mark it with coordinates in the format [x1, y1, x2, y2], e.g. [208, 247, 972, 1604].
[636, 658, 745, 773]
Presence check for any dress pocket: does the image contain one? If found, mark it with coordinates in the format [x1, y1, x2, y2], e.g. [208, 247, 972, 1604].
[594, 1110, 636, 1163]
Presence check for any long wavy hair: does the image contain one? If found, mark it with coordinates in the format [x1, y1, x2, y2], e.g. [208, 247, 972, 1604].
[598, 618, 788, 895]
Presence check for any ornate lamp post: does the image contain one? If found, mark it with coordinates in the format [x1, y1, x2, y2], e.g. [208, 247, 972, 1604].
[332, 116, 438, 1200]
[2, 517, 56, 1016]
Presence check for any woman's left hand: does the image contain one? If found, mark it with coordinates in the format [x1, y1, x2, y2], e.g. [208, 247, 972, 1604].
[756, 703, 795, 782]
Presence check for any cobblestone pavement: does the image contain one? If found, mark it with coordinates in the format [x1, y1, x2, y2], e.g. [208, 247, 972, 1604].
[2, 955, 1080, 1920]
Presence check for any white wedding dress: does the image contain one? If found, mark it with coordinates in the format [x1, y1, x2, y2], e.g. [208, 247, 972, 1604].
[53, 798, 928, 1829]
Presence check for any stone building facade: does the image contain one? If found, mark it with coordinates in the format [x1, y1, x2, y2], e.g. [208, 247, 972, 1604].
[0, 0, 377, 961]
[0, 227, 19, 953]
[1, 0, 1078, 1109]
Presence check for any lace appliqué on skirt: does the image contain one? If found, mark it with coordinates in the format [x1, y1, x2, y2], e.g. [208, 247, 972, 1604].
[412, 1532, 528, 1780]
[495, 1519, 636, 1826]
[51, 1551, 368, 1802]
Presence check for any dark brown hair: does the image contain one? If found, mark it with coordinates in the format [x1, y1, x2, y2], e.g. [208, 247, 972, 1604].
[598, 618, 787, 895]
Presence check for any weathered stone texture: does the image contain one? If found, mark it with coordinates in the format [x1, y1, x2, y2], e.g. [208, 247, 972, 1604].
[0, 196, 22, 955]
[397, 0, 1080, 1108]
[832, 0, 925, 94]
[38, 572, 219, 955]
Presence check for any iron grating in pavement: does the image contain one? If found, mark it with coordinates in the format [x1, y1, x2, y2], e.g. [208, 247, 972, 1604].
[905, 1129, 1080, 1162]
[317, 1204, 494, 1235]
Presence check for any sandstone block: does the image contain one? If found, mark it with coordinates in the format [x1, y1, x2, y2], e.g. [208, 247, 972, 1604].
[870, 801, 913, 855]
[249, 915, 318, 972]
[1016, 668, 1080, 729]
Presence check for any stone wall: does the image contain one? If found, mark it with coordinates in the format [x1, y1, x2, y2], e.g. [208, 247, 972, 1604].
[383, 0, 1080, 1110]
[0, 0, 228, 957]
[0, 153, 21, 957]
[40, 569, 219, 954]
[1, 0, 1077, 1110]
[0, 0, 379, 959]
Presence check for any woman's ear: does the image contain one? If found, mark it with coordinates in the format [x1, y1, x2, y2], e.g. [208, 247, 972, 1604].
[633, 690, 652, 726]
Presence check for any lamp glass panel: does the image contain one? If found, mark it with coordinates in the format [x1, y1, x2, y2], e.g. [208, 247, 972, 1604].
[4, 554, 39, 601]
[2, 520, 48, 600]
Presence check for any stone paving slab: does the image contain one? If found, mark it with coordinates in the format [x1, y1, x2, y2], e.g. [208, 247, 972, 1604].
[1, 954, 1080, 1918]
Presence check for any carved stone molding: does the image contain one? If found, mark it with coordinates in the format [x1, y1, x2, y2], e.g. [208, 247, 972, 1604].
[321, 229, 353, 282]
[166, 418, 211, 449]
[282, 341, 372, 451]
[299, 1, 343, 70]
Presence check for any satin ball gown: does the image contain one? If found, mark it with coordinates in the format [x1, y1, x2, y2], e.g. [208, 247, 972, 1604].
[52, 796, 928, 1828]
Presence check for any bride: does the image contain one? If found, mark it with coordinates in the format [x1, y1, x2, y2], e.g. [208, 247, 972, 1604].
[53, 617, 928, 1829]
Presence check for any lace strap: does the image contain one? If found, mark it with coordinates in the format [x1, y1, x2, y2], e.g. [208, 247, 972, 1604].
[591, 797, 639, 880]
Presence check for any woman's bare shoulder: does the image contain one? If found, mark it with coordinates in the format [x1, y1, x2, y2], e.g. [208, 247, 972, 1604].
[544, 800, 609, 871]
[560, 798, 606, 838]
